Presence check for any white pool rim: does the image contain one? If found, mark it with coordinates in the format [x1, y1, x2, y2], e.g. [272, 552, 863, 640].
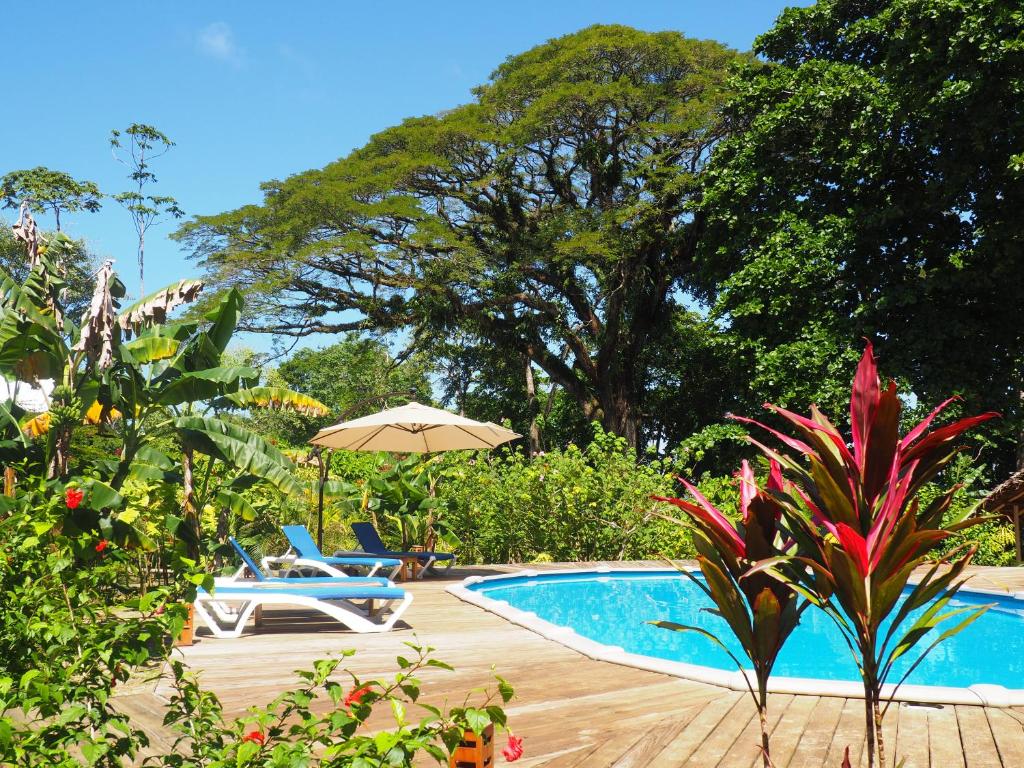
[447, 566, 1024, 708]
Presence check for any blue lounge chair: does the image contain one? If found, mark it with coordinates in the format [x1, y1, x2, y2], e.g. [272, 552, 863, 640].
[274, 525, 403, 580]
[194, 581, 412, 638]
[351, 522, 455, 579]
[227, 537, 391, 588]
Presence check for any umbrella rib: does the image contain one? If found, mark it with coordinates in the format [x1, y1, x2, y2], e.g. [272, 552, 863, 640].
[348, 424, 391, 451]
[451, 424, 495, 448]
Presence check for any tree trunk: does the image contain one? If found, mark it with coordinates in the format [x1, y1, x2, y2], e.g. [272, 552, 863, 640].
[182, 446, 200, 562]
[524, 357, 541, 455]
[1017, 391, 1024, 469]
[598, 378, 641, 449]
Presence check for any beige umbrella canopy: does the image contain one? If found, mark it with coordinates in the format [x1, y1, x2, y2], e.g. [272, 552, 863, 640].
[310, 401, 521, 453]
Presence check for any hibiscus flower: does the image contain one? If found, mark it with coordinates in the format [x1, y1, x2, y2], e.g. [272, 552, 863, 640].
[65, 487, 84, 509]
[502, 733, 524, 762]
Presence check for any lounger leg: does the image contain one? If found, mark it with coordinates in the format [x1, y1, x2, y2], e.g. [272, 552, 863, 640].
[415, 555, 437, 579]
[194, 599, 257, 639]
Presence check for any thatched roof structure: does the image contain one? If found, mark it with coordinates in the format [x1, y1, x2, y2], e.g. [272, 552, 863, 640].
[982, 468, 1024, 563]
[982, 469, 1024, 514]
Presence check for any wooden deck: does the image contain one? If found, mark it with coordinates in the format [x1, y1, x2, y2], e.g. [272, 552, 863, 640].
[116, 563, 1024, 767]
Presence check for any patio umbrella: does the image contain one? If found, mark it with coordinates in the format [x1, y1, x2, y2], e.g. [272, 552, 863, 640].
[307, 402, 520, 548]
[310, 401, 520, 452]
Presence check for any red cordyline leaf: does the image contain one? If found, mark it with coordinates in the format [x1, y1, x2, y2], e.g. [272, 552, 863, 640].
[850, 340, 880, 471]
[835, 523, 871, 578]
[900, 395, 959, 450]
[730, 413, 815, 458]
[901, 412, 1000, 466]
[764, 402, 856, 466]
[652, 494, 746, 559]
[738, 460, 757, 522]
[767, 460, 785, 493]
[866, 460, 916, 570]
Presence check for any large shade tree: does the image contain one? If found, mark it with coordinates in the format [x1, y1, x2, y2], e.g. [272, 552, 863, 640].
[177, 25, 746, 447]
[699, 0, 1024, 469]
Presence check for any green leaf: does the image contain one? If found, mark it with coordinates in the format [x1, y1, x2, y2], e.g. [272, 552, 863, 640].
[87, 480, 123, 512]
[214, 387, 330, 416]
[463, 707, 490, 734]
[121, 335, 180, 363]
[173, 415, 300, 495]
[205, 287, 244, 353]
[157, 366, 259, 406]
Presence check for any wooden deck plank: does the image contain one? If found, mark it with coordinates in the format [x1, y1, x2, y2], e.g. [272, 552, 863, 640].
[681, 694, 760, 766]
[647, 691, 745, 765]
[824, 698, 867, 768]
[927, 705, 966, 768]
[893, 704, 931, 768]
[713, 693, 794, 768]
[986, 708, 1024, 768]
[783, 695, 844, 768]
[956, 706, 1002, 768]
[108, 562, 1024, 767]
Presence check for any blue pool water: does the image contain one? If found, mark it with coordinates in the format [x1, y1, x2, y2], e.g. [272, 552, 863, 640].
[468, 571, 1024, 689]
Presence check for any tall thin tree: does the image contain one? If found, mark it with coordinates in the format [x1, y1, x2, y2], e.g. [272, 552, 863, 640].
[110, 124, 184, 296]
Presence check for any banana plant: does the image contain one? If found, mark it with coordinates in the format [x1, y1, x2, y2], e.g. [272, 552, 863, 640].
[736, 342, 997, 768]
[651, 461, 808, 768]
[94, 285, 327, 560]
[0, 234, 105, 475]
[336, 454, 460, 551]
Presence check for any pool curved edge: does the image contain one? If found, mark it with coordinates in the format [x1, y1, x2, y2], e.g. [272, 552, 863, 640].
[446, 567, 1024, 708]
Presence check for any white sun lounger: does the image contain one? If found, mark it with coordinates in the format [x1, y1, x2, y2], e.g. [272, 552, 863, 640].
[227, 537, 393, 588]
[265, 525, 404, 581]
[194, 581, 413, 638]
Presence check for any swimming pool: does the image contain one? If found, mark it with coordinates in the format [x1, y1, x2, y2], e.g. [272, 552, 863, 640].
[450, 568, 1024, 706]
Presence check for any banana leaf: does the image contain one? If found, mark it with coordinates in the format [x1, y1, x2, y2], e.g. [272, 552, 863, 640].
[173, 415, 300, 496]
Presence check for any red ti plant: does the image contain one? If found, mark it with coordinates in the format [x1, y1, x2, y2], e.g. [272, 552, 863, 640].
[736, 342, 997, 768]
[652, 460, 807, 768]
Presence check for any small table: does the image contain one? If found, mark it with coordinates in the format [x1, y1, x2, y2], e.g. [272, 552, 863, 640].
[395, 555, 423, 582]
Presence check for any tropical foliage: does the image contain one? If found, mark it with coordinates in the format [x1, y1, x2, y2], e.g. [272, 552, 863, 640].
[700, 0, 1024, 471]
[733, 343, 996, 767]
[652, 462, 804, 768]
[0, 199, 514, 767]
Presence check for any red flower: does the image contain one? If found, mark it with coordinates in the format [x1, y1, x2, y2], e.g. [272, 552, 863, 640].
[95, 539, 109, 553]
[502, 734, 524, 762]
[344, 684, 372, 709]
[241, 730, 266, 745]
[65, 487, 84, 509]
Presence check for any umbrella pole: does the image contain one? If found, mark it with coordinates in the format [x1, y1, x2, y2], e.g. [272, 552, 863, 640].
[316, 448, 331, 552]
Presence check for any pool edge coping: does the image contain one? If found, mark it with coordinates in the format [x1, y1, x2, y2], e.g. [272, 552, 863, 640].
[446, 566, 1024, 708]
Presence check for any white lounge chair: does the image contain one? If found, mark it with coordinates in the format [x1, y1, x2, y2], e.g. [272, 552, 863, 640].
[227, 537, 393, 588]
[194, 581, 413, 638]
[266, 525, 404, 581]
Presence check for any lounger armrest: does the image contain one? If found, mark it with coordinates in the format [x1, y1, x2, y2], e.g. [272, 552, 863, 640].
[260, 555, 296, 576]
[278, 557, 352, 579]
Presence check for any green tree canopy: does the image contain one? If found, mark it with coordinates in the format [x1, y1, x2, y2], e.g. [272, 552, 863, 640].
[251, 335, 432, 445]
[699, 0, 1024, 469]
[0, 167, 102, 231]
[177, 25, 747, 447]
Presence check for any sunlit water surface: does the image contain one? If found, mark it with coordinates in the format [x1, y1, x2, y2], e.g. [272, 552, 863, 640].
[469, 571, 1024, 688]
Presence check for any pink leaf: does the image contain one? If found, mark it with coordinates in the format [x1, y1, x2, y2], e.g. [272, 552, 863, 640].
[850, 341, 880, 470]
[835, 523, 871, 578]
[730, 413, 815, 457]
[652, 493, 746, 558]
[738, 460, 756, 522]
[899, 396, 959, 450]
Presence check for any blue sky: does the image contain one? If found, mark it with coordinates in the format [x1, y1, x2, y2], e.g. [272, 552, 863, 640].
[1, 1, 804, 352]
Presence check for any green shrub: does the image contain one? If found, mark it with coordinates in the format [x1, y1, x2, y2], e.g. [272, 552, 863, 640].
[435, 426, 702, 564]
